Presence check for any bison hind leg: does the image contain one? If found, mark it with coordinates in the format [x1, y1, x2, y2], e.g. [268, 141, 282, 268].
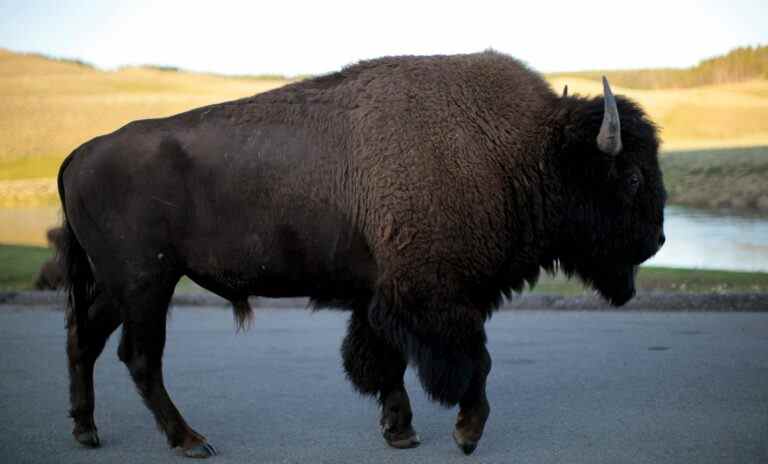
[67, 288, 122, 447]
[116, 275, 216, 457]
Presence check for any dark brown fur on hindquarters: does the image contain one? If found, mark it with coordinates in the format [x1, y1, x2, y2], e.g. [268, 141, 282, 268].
[58, 50, 666, 457]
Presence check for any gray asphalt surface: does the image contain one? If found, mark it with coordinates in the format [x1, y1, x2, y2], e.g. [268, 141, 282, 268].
[1, 306, 766, 464]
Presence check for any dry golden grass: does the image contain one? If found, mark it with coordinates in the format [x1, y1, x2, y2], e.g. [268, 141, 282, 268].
[546, 76, 768, 151]
[0, 49, 288, 166]
[0, 206, 60, 246]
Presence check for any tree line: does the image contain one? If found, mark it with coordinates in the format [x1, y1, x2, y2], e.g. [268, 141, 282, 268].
[553, 45, 768, 89]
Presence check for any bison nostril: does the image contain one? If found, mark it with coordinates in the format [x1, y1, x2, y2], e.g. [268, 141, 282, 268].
[659, 233, 666, 247]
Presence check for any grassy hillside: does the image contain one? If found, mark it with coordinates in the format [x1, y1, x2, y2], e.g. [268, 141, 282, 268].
[546, 77, 768, 151]
[660, 146, 768, 211]
[0, 48, 288, 172]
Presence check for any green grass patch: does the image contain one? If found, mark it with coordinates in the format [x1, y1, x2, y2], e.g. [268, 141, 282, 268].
[2, 244, 767, 294]
[0, 244, 53, 290]
[635, 266, 768, 293]
[175, 276, 204, 293]
[532, 266, 768, 295]
[660, 145, 768, 211]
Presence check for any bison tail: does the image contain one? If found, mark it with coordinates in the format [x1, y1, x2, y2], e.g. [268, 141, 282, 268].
[58, 155, 97, 345]
[59, 221, 97, 338]
[367, 290, 478, 407]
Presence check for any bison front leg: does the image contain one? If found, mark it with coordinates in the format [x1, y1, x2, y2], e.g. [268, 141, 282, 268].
[341, 309, 420, 449]
[452, 343, 491, 455]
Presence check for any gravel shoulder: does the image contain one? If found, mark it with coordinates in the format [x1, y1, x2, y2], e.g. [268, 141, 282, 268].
[2, 290, 767, 312]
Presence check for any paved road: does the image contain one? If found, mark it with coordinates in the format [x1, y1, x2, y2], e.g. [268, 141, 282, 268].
[1, 306, 767, 464]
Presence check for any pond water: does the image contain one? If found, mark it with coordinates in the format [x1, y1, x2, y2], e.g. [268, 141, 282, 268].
[1, 205, 767, 272]
[646, 205, 768, 272]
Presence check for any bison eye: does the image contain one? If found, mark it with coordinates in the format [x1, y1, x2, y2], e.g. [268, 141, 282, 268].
[627, 172, 642, 194]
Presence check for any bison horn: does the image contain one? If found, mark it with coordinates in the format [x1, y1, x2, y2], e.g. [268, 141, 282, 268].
[596, 76, 622, 156]
[562, 85, 568, 97]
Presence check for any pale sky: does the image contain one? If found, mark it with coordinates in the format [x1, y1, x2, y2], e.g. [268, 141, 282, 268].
[0, 0, 766, 76]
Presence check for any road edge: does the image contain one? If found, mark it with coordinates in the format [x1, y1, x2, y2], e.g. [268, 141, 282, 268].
[1, 291, 767, 311]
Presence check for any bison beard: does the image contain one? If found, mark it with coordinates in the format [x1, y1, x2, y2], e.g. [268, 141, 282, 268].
[57, 51, 665, 458]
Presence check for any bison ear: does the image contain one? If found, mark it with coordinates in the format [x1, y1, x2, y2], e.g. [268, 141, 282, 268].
[596, 76, 622, 156]
[562, 85, 568, 98]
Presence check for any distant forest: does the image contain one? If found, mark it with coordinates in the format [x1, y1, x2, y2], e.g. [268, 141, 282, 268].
[553, 45, 768, 89]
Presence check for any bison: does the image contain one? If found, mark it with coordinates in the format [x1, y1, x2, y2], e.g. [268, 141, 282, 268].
[34, 227, 65, 290]
[58, 51, 665, 458]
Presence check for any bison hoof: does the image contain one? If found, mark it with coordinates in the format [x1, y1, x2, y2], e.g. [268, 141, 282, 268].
[181, 442, 218, 458]
[452, 430, 478, 455]
[74, 429, 100, 448]
[382, 426, 421, 449]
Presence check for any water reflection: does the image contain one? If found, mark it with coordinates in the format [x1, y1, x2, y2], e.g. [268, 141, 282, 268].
[647, 206, 768, 272]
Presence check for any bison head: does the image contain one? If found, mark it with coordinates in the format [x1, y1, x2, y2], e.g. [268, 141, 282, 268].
[554, 78, 666, 306]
